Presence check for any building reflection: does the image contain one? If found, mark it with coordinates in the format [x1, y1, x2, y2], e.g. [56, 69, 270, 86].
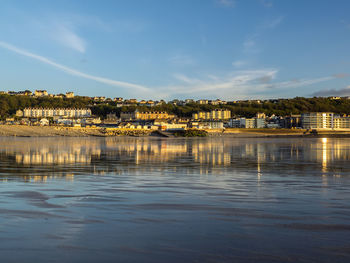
[22, 173, 75, 183]
[0, 137, 349, 182]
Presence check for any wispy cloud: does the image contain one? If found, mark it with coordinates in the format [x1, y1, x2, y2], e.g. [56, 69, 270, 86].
[311, 86, 350, 97]
[161, 70, 335, 99]
[217, 0, 235, 7]
[169, 54, 196, 66]
[232, 60, 248, 68]
[0, 41, 149, 92]
[333, 73, 349, 78]
[260, 0, 273, 8]
[34, 14, 147, 53]
[243, 16, 284, 53]
[261, 16, 284, 29]
[243, 38, 258, 53]
[52, 24, 86, 53]
[340, 19, 350, 30]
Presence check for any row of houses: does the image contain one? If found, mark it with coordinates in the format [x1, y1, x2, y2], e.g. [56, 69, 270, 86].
[115, 120, 224, 130]
[16, 108, 92, 118]
[119, 109, 231, 121]
[0, 90, 75, 98]
[9, 106, 350, 130]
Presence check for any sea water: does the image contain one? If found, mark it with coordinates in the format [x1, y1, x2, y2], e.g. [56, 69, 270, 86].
[0, 137, 349, 263]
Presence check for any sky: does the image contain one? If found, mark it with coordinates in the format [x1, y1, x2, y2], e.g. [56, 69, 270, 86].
[0, 0, 350, 100]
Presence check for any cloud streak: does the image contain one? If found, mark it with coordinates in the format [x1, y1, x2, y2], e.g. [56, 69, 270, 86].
[52, 24, 86, 53]
[217, 0, 235, 7]
[161, 70, 335, 99]
[260, 0, 273, 8]
[232, 60, 248, 68]
[169, 54, 195, 66]
[311, 86, 350, 97]
[0, 41, 149, 92]
[243, 16, 284, 53]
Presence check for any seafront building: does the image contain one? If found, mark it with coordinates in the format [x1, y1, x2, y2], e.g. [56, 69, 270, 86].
[284, 115, 302, 129]
[120, 110, 175, 121]
[228, 118, 266, 128]
[300, 112, 350, 129]
[301, 113, 334, 129]
[21, 108, 92, 118]
[192, 109, 231, 120]
[333, 116, 350, 129]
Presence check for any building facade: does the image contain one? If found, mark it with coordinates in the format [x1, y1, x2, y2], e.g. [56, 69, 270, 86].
[23, 108, 91, 118]
[228, 118, 266, 128]
[285, 115, 302, 129]
[65, 92, 75, 98]
[120, 111, 175, 120]
[34, 90, 48, 97]
[301, 112, 334, 129]
[333, 117, 350, 129]
[192, 109, 231, 120]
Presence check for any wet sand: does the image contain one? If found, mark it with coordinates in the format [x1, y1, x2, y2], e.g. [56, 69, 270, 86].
[0, 125, 104, 137]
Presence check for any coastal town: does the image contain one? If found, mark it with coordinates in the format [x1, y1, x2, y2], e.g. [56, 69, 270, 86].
[1, 89, 350, 135]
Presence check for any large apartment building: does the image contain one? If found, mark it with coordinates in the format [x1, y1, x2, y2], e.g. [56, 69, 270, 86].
[333, 117, 350, 129]
[22, 108, 91, 118]
[192, 109, 231, 120]
[301, 112, 334, 129]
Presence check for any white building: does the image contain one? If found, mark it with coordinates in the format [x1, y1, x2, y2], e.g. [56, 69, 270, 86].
[65, 92, 75, 98]
[333, 116, 350, 129]
[301, 112, 334, 129]
[23, 108, 91, 118]
[228, 118, 266, 128]
[34, 90, 48, 97]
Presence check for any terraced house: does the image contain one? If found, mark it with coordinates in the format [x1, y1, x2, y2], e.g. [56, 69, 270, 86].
[21, 108, 91, 118]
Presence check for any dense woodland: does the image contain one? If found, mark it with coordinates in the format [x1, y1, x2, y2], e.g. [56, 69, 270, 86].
[1, 94, 350, 119]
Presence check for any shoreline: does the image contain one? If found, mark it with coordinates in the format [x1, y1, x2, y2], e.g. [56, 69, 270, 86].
[1, 125, 350, 138]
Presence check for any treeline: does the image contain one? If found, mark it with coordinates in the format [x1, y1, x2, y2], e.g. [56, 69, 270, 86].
[91, 97, 350, 118]
[1, 94, 350, 119]
[0, 94, 92, 117]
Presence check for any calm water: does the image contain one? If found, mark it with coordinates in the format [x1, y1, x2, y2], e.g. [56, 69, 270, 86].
[0, 137, 350, 263]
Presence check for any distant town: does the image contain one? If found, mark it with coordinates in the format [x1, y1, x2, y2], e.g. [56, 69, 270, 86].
[1, 89, 350, 131]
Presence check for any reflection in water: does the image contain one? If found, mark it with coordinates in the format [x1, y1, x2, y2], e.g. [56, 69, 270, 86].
[0, 137, 350, 181]
[1, 137, 350, 263]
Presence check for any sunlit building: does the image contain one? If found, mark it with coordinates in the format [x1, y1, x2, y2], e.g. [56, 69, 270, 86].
[192, 109, 231, 120]
[65, 92, 75, 98]
[23, 108, 92, 118]
[228, 118, 266, 128]
[120, 110, 176, 120]
[34, 90, 48, 97]
[333, 116, 350, 129]
[301, 112, 334, 129]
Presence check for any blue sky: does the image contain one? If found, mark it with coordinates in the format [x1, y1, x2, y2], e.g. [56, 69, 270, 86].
[0, 0, 350, 100]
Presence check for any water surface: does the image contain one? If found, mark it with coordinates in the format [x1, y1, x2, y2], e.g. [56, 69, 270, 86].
[0, 137, 350, 263]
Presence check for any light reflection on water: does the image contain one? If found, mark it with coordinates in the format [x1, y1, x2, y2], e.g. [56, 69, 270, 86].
[0, 137, 350, 262]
